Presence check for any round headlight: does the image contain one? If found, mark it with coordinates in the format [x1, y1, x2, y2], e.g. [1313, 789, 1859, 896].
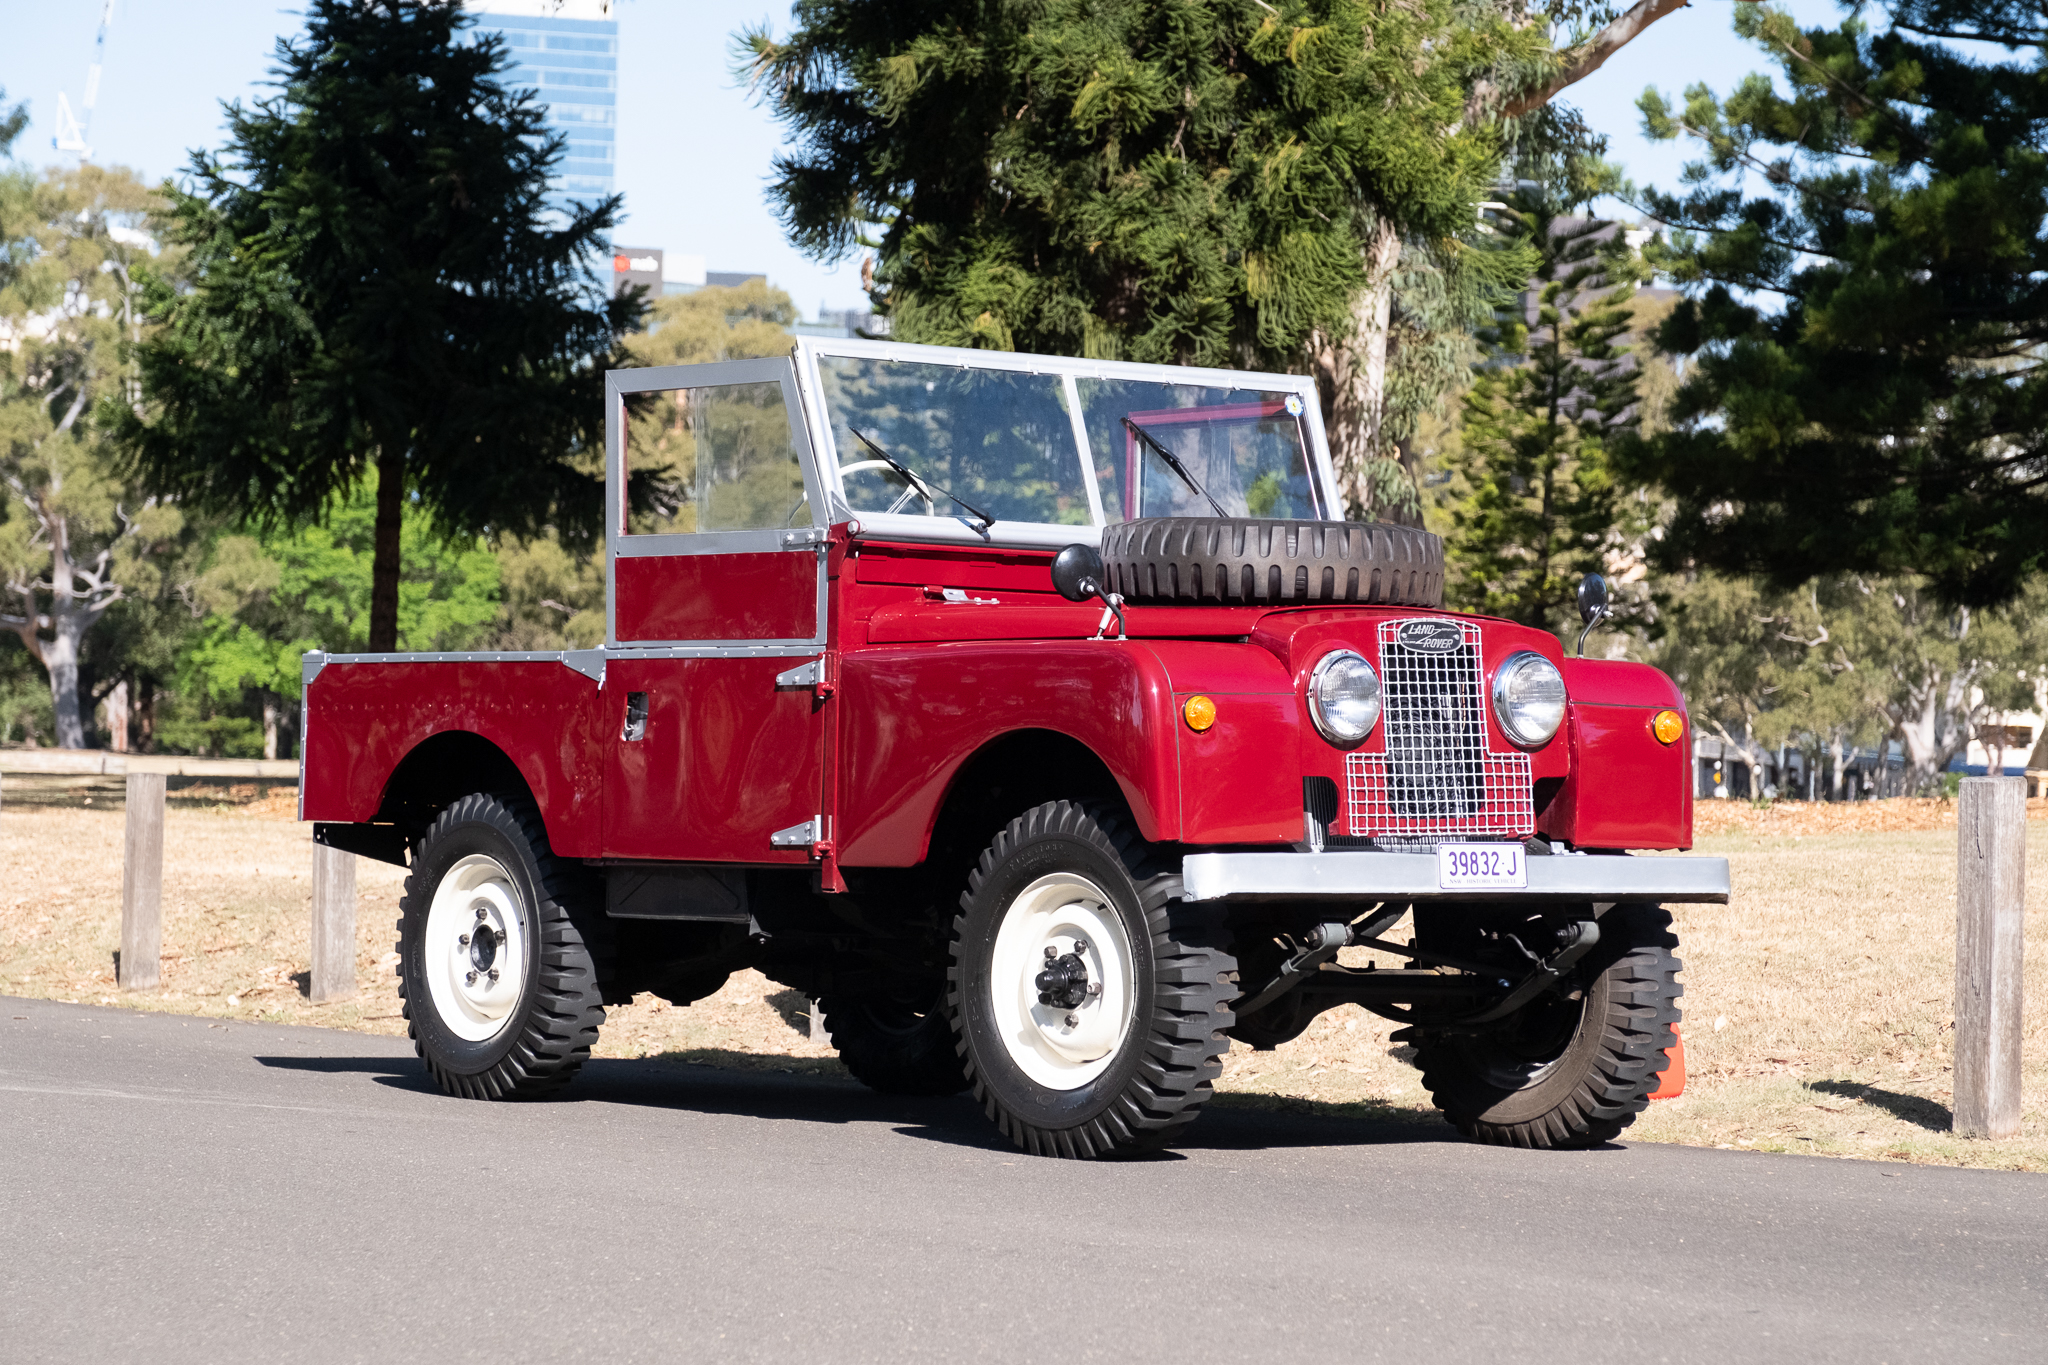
[1491, 651, 1567, 748]
[1308, 649, 1381, 746]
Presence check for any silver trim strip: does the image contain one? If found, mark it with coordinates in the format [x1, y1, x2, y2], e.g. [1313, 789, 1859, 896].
[611, 528, 824, 559]
[302, 645, 820, 669]
[1180, 851, 1731, 904]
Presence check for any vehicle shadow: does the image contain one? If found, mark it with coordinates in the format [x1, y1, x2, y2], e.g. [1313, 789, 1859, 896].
[1809, 1079, 1954, 1132]
[256, 1048, 1472, 1154]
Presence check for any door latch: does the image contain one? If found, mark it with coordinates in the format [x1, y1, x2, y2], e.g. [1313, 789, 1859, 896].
[621, 691, 648, 742]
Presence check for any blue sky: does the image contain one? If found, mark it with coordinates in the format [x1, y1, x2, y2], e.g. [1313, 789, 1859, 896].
[1, 0, 1844, 317]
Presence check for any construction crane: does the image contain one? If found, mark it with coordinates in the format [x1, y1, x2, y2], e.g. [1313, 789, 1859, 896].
[52, 0, 117, 161]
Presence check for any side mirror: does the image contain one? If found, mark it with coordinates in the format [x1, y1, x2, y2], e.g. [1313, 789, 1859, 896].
[1576, 572, 1610, 625]
[1051, 544, 1107, 603]
[1051, 543, 1126, 641]
[1575, 572, 1611, 658]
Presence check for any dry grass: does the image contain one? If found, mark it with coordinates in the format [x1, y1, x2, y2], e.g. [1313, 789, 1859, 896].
[4, 794, 2043, 1168]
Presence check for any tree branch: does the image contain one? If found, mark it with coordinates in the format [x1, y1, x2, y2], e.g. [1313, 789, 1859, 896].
[1503, 0, 1693, 119]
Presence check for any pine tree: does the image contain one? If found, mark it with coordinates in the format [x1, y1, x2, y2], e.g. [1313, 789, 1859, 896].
[1442, 190, 1644, 632]
[1628, 0, 2048, 608]
[738, 0, 1548, 521]
[118, 0, 637, 652]
[739, 0, 1693, 523]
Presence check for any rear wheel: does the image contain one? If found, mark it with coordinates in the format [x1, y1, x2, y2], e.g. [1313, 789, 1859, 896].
[397, 792, 606, 1099]
[948, 801, 1236, 1158]
[1411, 903, 1682, 1148]
[821, 987, 970, 1095]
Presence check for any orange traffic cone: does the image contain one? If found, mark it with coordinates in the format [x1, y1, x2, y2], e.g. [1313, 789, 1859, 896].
[1649, 1024, 1686, 1100]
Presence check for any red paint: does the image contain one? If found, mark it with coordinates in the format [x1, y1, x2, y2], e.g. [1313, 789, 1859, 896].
[1561, 658, 1685, 708]
[835, 641, 1181, 861]
[1540, 699, 1692, 850]
[602, 655, 823, 862]
[305, 531, 1696, 868]
[300, 659, 606, 855]
[614, 550, 817, 642]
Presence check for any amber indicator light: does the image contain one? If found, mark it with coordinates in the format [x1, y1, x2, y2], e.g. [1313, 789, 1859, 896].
[1183, 695, 1218, 732]
[1651, 709, 1684, 745]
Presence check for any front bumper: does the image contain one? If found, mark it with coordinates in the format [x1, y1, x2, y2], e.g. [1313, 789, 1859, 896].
[1181, 851, 1730, 905]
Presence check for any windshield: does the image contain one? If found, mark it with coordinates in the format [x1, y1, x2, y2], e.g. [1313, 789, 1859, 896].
[817, 357, 1094, 526]
[813, 352, 1326, 529]
[1075, 379, 1323, 521]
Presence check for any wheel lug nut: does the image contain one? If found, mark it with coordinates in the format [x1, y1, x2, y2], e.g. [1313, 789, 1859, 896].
[1087, 982, 1102, 996]
[458, 934, 470, 947]
[476, 908, 488, 922]
[1044, 945, 1057, 960]
[465, 971, 477, 985]
[1064, 1014, 1078, 1027]
[1073, 938, 1088, 954]
[487, 968, 499, 982]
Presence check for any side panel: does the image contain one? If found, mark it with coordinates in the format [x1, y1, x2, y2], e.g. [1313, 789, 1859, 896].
[614, 552, 817, 642]
[1545, 660, 1691, 850]
[1153, 640, 1302, 847]
[836, 642, 1182, 864]
[601, 655, 822, 863]
[301, 660, 606, 854]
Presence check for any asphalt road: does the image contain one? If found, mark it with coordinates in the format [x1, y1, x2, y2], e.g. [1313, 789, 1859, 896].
[2, 998, 2042, 1365]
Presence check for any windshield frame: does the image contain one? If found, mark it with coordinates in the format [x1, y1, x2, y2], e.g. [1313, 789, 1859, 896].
[790, 336, 1337, 549]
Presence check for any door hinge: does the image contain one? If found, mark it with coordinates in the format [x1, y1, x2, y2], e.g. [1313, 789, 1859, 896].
[771, 817, 822, 848]
[774, 657, 834, 699]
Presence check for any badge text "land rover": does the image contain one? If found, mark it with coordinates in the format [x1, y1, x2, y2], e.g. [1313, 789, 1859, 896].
[1396, 620, 1464, 653]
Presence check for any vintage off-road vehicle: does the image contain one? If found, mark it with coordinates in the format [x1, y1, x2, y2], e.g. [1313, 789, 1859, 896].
[301, 337, 1728, 1158]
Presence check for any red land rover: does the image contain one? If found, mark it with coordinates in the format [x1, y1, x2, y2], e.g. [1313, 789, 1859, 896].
[301, 338, 1727, 1158]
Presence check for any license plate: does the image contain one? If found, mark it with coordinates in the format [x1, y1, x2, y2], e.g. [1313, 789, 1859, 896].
[1436, 843, 1526, 890]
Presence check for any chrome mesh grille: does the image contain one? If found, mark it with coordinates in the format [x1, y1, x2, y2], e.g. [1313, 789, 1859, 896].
[1344, 618, 1533, 847]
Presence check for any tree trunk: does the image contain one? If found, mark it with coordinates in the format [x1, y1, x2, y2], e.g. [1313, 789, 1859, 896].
[369, 447, 405, 653]
[1829, 730, 1846, 801]
[45, 623, 86, 750]
[1310, 218, 1410, 526]
[137, 678, 155, 751]
[105, 679, 130, 753]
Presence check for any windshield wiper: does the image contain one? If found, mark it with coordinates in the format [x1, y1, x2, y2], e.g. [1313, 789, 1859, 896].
[850, 428, 995, 531]
[1121, 417, 1228, 518]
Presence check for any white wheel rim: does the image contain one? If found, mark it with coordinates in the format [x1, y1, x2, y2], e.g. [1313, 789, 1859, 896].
[988, 873, 1136, 1091]
[422, 854, 529, 1043]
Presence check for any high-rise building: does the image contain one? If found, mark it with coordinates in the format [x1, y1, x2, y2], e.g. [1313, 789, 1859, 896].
[466, 1, 618, 221]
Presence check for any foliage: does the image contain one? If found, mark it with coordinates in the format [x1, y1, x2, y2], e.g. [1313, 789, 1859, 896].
[1628, 0, 2048, 608]
[1441, 189, 1645, 633]
[0, 162, 181, 746]
[181, 472, 500, 704]
[625, 279, 801, 368]
[1648, 571, 2048, 794]
[116, 0, 638, 652]
[738, 0, 1547, 521]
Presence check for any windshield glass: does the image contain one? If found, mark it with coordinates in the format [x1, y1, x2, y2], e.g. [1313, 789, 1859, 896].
[1074, 378, 1323, 521]
[817, 357, 1094, 526]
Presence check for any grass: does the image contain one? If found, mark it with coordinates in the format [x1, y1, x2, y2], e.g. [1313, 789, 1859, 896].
[3, 793, 2042, 1169]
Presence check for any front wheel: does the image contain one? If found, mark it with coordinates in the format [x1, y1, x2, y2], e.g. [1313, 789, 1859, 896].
[1412, 903, 1682, 1148]
[947, 801, 1236, 1158]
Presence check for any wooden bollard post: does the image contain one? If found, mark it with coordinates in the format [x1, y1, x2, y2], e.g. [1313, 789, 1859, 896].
[120, 772, 165, 990]
[1955, 776, 2026, 1139]
[310, 840, 357, 1003]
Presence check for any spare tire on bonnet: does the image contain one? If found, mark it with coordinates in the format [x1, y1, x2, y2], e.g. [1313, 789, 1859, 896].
[1099, 517, 1443, 608]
